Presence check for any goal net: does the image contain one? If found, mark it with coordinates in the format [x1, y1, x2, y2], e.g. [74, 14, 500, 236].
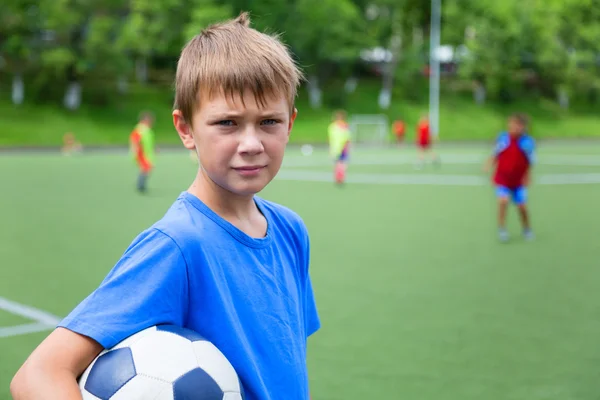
[348, 114, 390, 146]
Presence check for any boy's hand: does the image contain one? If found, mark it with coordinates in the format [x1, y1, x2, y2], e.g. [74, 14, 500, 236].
[483, 156, 496, 174]
[482, 160, 491, 174]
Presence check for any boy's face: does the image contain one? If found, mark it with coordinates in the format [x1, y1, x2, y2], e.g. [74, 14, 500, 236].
[508, 118, 525, 135]
[174, 90, 296, 197]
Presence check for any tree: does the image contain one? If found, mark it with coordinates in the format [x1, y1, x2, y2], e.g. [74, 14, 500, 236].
[0, 1, 44, 104]
[287, 0, 371, 108]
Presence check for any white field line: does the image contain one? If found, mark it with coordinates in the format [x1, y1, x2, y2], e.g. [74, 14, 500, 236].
[0, 322, 56, 338]
[276, 170, 600, 186]
[0, 296, 60, 338]
[538, 173, 600, 185]
[0, 296, 60, 325]
[282, 154, 600, 168]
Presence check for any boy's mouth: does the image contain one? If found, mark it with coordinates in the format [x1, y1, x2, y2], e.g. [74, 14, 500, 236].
[234, 165, 265, 170]
[233, 165, 266, 176]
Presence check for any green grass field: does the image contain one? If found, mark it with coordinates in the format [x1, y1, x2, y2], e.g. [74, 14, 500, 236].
[1, 143, 599, 399]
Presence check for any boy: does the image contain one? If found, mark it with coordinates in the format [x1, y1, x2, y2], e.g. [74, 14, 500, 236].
[129, 111, 155, 193]
[328, 110, 351, 184]
[485, 113, 535, 242]
[392, 119, 405, 145]
[61, 132, 83, 156]
[415, 114, 440, 169]
[11, 12, 320, 400]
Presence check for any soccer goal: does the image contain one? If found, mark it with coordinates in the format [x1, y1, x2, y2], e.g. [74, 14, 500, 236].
[348, 114, 390, 146]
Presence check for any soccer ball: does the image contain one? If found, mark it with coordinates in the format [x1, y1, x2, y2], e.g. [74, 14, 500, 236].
[78, 324, 245, 400]
[300, 144, 313, 156]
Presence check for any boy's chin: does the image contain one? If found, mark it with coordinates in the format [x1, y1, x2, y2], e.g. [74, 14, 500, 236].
[216, 177, 270, 198]
[230, 182, 269, 197]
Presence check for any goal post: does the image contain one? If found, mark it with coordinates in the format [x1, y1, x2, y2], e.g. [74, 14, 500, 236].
[348, 114, 390, 146]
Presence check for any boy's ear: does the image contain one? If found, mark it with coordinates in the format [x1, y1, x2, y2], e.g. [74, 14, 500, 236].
[287, 108, 298, 137]
[173, 110, 195, 150]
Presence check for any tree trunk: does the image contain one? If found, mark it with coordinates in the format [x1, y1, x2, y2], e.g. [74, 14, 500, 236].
[474, 81, 486, 105]
[307, 75, 322, 109]
[558, 88, 569, 110]
[117, 75, 129, 94]
[379, 12, 402, 110]
[378, 34, 401, 110]
[64, 81, 82, 110]
[12, 74, 24, 105]
[344, 77, 358, 94]
[136, 57, 148, 84]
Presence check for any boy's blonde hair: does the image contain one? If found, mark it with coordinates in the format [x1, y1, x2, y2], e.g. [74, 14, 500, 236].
[174, 12, 303, 124]
[509, 113, 529, 128]
[333, 110, 347, 121]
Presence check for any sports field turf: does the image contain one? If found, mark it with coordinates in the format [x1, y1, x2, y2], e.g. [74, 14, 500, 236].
[1, 143, 599, 399]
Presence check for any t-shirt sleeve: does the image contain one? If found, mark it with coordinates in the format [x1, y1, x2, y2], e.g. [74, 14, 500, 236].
[58, 228, 189, 349]
[521, 135, 536, 164]
[493, 132, 506, 156]
[305, 274, 320, 338]
[302, 227, 321, 338]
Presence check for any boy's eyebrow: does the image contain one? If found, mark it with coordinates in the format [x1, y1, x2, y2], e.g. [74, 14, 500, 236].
[209, 111, 288, 119]
[258, 111, 288, 118]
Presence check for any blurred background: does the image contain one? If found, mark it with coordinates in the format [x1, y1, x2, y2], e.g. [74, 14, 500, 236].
[1, 1, 600, 399]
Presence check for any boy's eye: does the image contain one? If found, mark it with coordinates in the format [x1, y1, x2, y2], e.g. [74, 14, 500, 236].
[261, 119, 279, 126]
[217, 120, 235, 126]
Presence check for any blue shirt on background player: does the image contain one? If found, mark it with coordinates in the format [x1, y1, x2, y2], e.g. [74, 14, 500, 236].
[60, 192, 320, 399]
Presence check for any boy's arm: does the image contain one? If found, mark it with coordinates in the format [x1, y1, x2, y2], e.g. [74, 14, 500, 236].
[13, 228, 188, 399]
[483, 155, 497, 173]
[11, 328, 103, 400]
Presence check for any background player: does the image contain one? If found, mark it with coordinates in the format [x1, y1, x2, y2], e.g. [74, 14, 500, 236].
[129, 111, 155, 193]
[392, 118, 405, 145]
[415, 114, 440, 169]
[328, 110, 351, 184]
[484, 113, 535, 242]
[61, 132, 83, 156]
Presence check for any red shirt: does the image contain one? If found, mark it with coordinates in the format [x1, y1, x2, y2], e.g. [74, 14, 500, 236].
[494, 135, 530, 188]
[417, 121, 430, 145]
[393, 121, 405, 136]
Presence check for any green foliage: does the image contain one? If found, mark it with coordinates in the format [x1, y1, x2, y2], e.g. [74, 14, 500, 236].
[184, 1, 233, 41]
[290, 0, 369, 77]
[444, 0, 600, 103]
[1, 0, 600, 110]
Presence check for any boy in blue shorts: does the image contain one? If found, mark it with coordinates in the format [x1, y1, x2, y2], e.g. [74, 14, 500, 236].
[484, 113, 535, 242]
[11, 12, 320, 400]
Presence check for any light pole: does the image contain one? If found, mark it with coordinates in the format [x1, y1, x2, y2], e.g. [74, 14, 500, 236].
[429, 0, 441, 138]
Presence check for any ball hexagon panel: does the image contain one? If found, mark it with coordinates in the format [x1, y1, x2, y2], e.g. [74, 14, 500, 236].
[173, 367, 224, 400]
[85, 347, 137, 399]
[156, 324, 207, 342]
[192, 341, 241, 394]
[110, 375, 173, 400]
[131, 331, 198, 383]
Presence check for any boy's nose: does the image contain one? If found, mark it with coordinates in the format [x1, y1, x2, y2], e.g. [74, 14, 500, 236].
[238, 128, 264, 155]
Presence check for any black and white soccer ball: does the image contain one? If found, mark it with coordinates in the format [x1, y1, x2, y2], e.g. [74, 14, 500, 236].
[78, 324, 245, 400]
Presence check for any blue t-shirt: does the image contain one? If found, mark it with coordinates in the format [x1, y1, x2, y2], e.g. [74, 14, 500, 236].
[59, 191, 320, 400]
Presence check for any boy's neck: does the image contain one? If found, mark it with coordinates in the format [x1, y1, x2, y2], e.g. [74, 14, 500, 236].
[188, 169, 261, 222]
